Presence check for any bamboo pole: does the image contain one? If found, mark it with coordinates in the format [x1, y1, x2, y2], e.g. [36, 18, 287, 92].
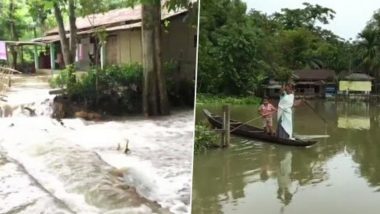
[221, 108, 225, 148]
[222, 105, 230, 147]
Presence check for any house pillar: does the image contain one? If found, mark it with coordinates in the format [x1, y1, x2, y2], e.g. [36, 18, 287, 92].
[100, 44, 106, 69]
[34, 46, 39, 70]
[50, 43, 56, 72]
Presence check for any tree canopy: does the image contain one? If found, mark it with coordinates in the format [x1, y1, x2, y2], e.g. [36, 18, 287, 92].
[197, 0, 360, 96]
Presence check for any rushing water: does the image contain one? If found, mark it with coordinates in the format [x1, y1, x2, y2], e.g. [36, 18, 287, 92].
[192, 101, 380, 214]
[0, 75, 193, 214]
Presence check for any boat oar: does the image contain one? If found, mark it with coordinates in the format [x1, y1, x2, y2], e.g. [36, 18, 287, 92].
[230, 111, 276, 133]
[294, 134, 330, 140]
[229, 115, 263, 132]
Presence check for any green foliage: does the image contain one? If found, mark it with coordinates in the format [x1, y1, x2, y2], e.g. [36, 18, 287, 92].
[198, 0, 355, 96]
[196, 94, 261, 105]
[194, 122, 219, 154]
[198, 0, 270, 95]
[51, 64, 143, 114]
[273, 2, 335, 31]
[0, 0, 30, 40]
[50, 65, 76, 89]
[277, 28, 322, 69]
[356, 24, 380, 79]
[27, 0, 50, 27]
[51, 61, 193, 114]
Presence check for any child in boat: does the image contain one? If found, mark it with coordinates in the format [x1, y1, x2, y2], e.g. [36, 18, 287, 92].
[258, 96, 277, 135]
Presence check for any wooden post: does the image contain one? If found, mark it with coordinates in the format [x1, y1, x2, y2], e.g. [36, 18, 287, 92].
[50, 43, 56, 72]
[33, 27, 39, 70]
[222, 105, 230, 147]
[8, 75, 11, 87]
[225, 105, 231, 147]
[100, 44, 105, 69]
[34, 46, 39, 70]
[220, 108, 225, 147]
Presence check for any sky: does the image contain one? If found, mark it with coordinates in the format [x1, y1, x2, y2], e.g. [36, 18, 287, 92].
[245, 0, 380, 40]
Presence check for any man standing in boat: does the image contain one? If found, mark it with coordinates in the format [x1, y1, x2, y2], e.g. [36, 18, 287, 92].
[277, 83, 301, 140]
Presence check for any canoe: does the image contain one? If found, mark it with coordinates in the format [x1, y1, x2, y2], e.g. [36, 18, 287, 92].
[203, 109, 318, 147]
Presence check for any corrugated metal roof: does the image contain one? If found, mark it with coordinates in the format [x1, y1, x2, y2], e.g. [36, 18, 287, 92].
[4, 41, 46, 46]
[34, 5, 190, 43]
[32, 22, 142, 43]
[32, 34, 62, 43]
[296, 81, 319, 85]
[265, 84, 282, 89]
[343, 73, 374, 81]
[294, 69, 335, 81]
[46, 4, 189, 35]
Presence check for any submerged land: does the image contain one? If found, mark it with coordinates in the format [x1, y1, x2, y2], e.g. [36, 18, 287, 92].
[0, 74, 193, 214]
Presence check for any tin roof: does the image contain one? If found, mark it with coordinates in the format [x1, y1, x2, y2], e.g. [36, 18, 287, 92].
[294, 69, 336, 81]
[33, 3, 192, 44]
[342, 73, 374, 81]
[45, 3, 190, 35]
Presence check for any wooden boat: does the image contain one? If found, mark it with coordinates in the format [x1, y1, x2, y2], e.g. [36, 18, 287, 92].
[203, 109, 318, 147]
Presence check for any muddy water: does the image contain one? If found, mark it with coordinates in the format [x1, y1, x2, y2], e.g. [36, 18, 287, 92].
[0, 75, 193, 214]
[192, 101, 380, 214]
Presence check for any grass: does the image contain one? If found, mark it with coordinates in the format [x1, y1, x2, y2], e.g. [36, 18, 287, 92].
[196, 93, 261, 105]
[194, 122, 220, 154]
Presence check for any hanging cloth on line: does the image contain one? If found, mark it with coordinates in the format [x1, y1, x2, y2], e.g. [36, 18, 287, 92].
[0, 41, 7, 60]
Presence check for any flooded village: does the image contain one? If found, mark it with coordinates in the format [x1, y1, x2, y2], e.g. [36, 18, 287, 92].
[193, 0, 380, 214]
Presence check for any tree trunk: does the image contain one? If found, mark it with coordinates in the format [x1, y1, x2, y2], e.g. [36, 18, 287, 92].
[141, 1, 170, 116]
[153, 1, 170, 115]
[8, 0, 18, 69]
[53, 2, 71, 66]
[9, 47, 17, 69]
[142, 3, 158, 116]
[68, 0, 77, 63]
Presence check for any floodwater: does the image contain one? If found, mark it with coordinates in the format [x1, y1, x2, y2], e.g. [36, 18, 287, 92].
[192, 101, 380, 214]
[0, 76, 193, 214]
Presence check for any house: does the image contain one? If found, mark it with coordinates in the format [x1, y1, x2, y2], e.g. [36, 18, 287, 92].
[339, 73, 374, 95]
[32, 2, 197, 81]
[264, 79, 282, 98]
[264, 69, 337, 98]
[293, 69, 336, 98]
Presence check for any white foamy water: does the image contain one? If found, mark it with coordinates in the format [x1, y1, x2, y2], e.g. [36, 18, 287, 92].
[0, 76, 193, 214]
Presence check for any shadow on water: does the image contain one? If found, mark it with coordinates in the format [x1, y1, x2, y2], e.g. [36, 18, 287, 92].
[192, 100, 380, 214]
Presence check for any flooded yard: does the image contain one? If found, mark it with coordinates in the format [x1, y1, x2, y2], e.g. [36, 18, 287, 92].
[0, 75, 193, 214]
[192, 101, 380, 214]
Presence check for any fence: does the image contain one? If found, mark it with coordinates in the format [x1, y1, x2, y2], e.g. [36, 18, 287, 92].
[0, 66, 22, 97]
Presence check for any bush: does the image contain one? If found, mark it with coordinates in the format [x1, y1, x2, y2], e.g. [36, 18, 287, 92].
[50, 61, 193, 114]
[50, 65, 76, 89]
[51, 64, 143, 114]
[194, 122, 220, 154]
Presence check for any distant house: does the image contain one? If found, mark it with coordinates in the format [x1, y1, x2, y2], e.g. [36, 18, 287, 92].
[264, 79, 282, 98]
[264, 69, 337, 98]
[32, 2, 197, 81]
[339, 73, 374, 94]
[293, 69, 336, 98]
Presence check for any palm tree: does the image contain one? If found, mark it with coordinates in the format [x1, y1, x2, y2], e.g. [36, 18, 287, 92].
[357, 27, 380, 79]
